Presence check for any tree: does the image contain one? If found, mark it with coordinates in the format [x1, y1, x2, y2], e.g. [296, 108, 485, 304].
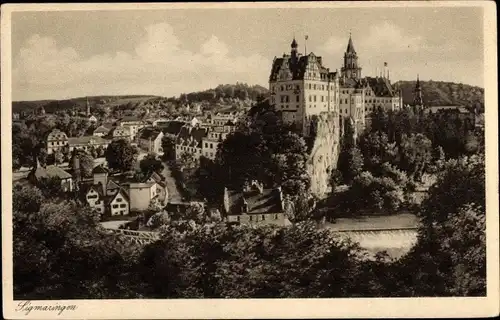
[178, 152, 196, 171]
[69, 151, 95, 178]
[13, 187, 145, 299]
[358, 131, 398, 171]
[328, 168, 342, 192]
[161, 134, 176, 160]
[53, 150, 64, 165]
[337, 146, 364, 184]
[105, 139, 138, 172]
[139, 153, 164, 176]
[399, 133, 432, 180]
[146, 211, 171, 229]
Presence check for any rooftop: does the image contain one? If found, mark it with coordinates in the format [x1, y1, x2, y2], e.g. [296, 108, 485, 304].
[68, 136, 109, 145]
[31, 165, 72, 180]
[225, 187, 284, 215]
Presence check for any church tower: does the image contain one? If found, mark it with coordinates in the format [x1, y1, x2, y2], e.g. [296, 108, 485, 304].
[413, 74, 424, 107]
[341, 33, 362, 80]
[86, 97, 91, 116]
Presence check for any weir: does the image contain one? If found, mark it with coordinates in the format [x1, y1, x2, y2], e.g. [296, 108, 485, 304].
[334, 228, 419, 259]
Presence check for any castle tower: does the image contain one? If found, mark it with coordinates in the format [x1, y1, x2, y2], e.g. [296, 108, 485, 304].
[341, 33, 362, 80]
[290, 37, 298, 64]
[413, 74, 424, 107]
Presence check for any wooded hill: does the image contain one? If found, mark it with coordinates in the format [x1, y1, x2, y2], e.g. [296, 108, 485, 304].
[394, 80, 484, 112]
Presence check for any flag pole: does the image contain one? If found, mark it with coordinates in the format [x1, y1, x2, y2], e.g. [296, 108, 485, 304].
[305, 35, 308, 56]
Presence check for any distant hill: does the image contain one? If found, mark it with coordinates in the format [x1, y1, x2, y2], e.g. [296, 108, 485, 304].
[177, 83, 269, 103]
[12, 95, 159, 114]
[12, 83, 270, 115]
[394, 80, 484, 111]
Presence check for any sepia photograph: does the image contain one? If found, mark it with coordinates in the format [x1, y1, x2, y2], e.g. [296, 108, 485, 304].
[2, 2, 498, 319]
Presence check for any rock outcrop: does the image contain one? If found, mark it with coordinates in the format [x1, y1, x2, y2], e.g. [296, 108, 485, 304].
[306, 112, 340, 198]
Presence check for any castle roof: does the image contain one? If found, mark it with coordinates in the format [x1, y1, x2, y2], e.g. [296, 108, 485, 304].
[225, 187, 284, 215]
[269, 53, 337, 82]
[365, 77, 397, 97]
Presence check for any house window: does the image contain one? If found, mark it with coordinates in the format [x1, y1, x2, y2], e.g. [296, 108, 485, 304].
[116, 198, 122, 202]
[120, 210, 124, 215]
[250, 216, 253, 221]
[120, 204, 126, 208]
[262, 214, 266, 220]
[96, 208, 101, 212]
[275, 214, 278, 220]
[112, 204, 118, 209]
[237, 216, 240, 222]
[296, 95, 299, 102]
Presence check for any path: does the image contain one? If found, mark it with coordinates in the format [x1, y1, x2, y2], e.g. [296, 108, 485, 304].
[161, 161, 183, 203]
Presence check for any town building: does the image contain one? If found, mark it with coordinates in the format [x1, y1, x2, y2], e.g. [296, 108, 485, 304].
[109, 126, 131, 141]
[268, 38, 340, 135]
[88, 115, 98, 123]
[175, 125, 208, 161]
[46, 128, 69, 155]
[84, 164, 165, 216]
[117, 115, 145, 140]
[222, 181, 290, 226]
[201, 122, 236, 160]
[127, 182, 159, 211]
[84, 166, 131, 217]
[28, 160, 73, 192]
[138, 127, 164, 155]
[68, 136, 110, 153]
[93, 125, 111, 137]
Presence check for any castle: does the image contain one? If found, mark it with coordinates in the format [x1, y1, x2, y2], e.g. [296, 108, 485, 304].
[269, 34, 403, 137]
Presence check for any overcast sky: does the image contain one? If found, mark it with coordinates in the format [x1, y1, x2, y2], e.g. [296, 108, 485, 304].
[11, 6, 484, 101]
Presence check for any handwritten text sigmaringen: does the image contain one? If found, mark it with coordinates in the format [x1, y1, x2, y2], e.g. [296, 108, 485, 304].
[16, 301, 77, 316]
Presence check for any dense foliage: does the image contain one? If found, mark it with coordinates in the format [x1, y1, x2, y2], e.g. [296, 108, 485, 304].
[105, 139, 138, 172]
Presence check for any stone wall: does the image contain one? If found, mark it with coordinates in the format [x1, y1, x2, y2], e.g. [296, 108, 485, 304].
[306, 112, 340, 198]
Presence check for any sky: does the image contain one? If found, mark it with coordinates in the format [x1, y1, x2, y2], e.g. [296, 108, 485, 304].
[11, 6, 484, 101]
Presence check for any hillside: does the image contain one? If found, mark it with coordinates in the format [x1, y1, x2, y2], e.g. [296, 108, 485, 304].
[394, 80, 484, 112]
[12, 95, 160, 114]
[178, 83, 269, 103]
[12, 83, 269, 115]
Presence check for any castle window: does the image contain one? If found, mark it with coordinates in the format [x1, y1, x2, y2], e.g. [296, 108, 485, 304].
[309, 96, 312, 102]
[313, 96, 317, 102]
[296, 95, 300, 102]
[313, 84, 316, 90]
[308, 84, 312, 89]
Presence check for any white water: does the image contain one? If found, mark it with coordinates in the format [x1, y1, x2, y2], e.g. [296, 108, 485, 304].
[336, 229, 418, 259]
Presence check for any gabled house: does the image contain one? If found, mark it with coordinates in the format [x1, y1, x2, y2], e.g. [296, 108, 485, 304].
[144, 171, 168, 205]
[68, 136, 110, 153]
[222, 181, 290, 226]
[175, 125, 208, 160]
[138, 128, 164, 155]
[93, 125, 111, 137]
[28, 161, 73, 192]
[109, 126, 130, 141]
[46, 129, 69, 155]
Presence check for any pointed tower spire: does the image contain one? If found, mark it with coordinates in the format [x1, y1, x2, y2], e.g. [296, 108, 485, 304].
[346, 32, 356, 53]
